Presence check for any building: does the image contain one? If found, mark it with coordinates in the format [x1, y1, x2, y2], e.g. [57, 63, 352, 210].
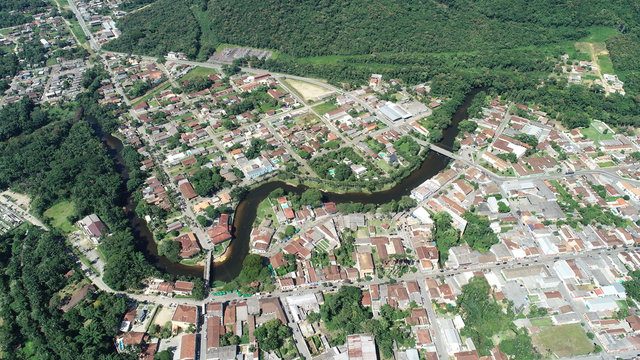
[369, 74, 383, 88]
[356, 252, 375, 278]
[78, 214, 107, 241]
[175, 232, 201, 258]
[207, 214, 232, 244]
[172, 305, 198, 333]
[179, 333, 197, 360]
[178, 180, 197, 199]
[347, 334, 377, 360]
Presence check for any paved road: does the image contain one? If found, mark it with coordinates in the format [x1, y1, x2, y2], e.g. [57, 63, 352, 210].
[67, 0, 100, 52]
[430, 143, 640, 186]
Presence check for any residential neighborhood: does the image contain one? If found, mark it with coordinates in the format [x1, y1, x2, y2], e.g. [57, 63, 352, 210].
[2, 1, 640, 360]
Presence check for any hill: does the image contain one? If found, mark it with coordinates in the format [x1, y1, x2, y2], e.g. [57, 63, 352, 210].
[105, 0, 639, 60]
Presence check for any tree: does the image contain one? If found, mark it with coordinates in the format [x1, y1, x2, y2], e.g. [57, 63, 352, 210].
[158, 239, 181, 262]
[190, 168, 227, 197]
[284, 225, 297, 238]
[300, 189, 323, 207]
[499, 331, 540, 360]
[461, 211, 498, 253]
[196, 215, 210, 227]
[433, 212, 460, 263]
[320, 286, 371, 335]
[458, 120, 478, 133]
[429, 128, 443, 143]
[498, 201, 511, 213]
[458, 276, 512, 355]
[155, 350, 174, 360]
[254, 319, 291, 352]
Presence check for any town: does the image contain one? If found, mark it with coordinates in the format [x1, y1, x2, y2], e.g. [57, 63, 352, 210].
[1, 1, 640, 360]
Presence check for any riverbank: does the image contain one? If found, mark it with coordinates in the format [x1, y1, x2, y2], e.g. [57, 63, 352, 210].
[211, 87, 484, 282]
[89, 87, 482, 284]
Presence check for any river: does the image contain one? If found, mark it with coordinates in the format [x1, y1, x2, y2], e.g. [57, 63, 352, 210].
[93, 87, 482, 283]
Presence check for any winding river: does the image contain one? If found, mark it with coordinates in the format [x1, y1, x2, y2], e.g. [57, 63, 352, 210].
[95, 88, 483, 283]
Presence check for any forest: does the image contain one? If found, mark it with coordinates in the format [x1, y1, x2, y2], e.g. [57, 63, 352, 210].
[0, 226, 134, 359]
[107, 0, 639, 60]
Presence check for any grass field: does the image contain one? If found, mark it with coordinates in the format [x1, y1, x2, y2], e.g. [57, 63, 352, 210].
[181, 66, 218, 82]
[68, 18, 87, 45]
[530, 317, 553, 327]
[312, 102, 339, 115]
[44, 200, 76, 233]
[533, 324, 593, 357]
[580, 121, 614, 143]
[598, 54, 615, 74]
[578, 26, 619, 43]
[132, 81, 171, 106]
[254, 198, 278, 226]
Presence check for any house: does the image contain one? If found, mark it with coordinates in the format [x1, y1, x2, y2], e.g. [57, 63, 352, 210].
[133, 101, 149, 113]
[172, 305, 198, 333]
[481, 151, 509, 172]
[207, 316, 222, 350]
[347, 334, 377, 360]
[175, 232, 201, 258]
[78, 214, 107, 241]
[60, 284, 95, 312]
[369, 74, 383, 89]
[267, 89, 286, 99]
[115, 332, 146, 353]
[179, 333, 197, 360]
[357, 252, 375, 278]
[178, 180, 197, 200]
[207, 214, 232, 244]
[174, 281, 195, 296]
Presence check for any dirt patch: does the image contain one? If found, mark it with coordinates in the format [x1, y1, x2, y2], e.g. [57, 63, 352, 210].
[1, 190, 31, 209]
[284, 79, 334, 102]
[152, 305, 174, 327]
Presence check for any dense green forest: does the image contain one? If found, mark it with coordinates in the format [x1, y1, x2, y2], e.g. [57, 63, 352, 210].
[0, 226, 134, 359]
[606, 31, 640, 93]
[0, 69, 159, 291]
[105, 0, 200, 58]
[106, 0, 639, 59]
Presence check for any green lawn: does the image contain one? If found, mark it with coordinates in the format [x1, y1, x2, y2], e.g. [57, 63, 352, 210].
[533, 324, 593, 357]
[530, 317, 552, 327]
[598, 161, 616, 168]
[254, 198, 277, 226]
[43, 200, 76, 233]
[580, 121, 614, 143]
[181, 66, 218, 82]
[312, 102, 339, 115]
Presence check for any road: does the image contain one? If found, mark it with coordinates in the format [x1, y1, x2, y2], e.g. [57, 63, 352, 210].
[66, 0, 100, 52]
[0, 196, 48, 230]
[59, 10, 640, 359]
[430, 143, 640, 186]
